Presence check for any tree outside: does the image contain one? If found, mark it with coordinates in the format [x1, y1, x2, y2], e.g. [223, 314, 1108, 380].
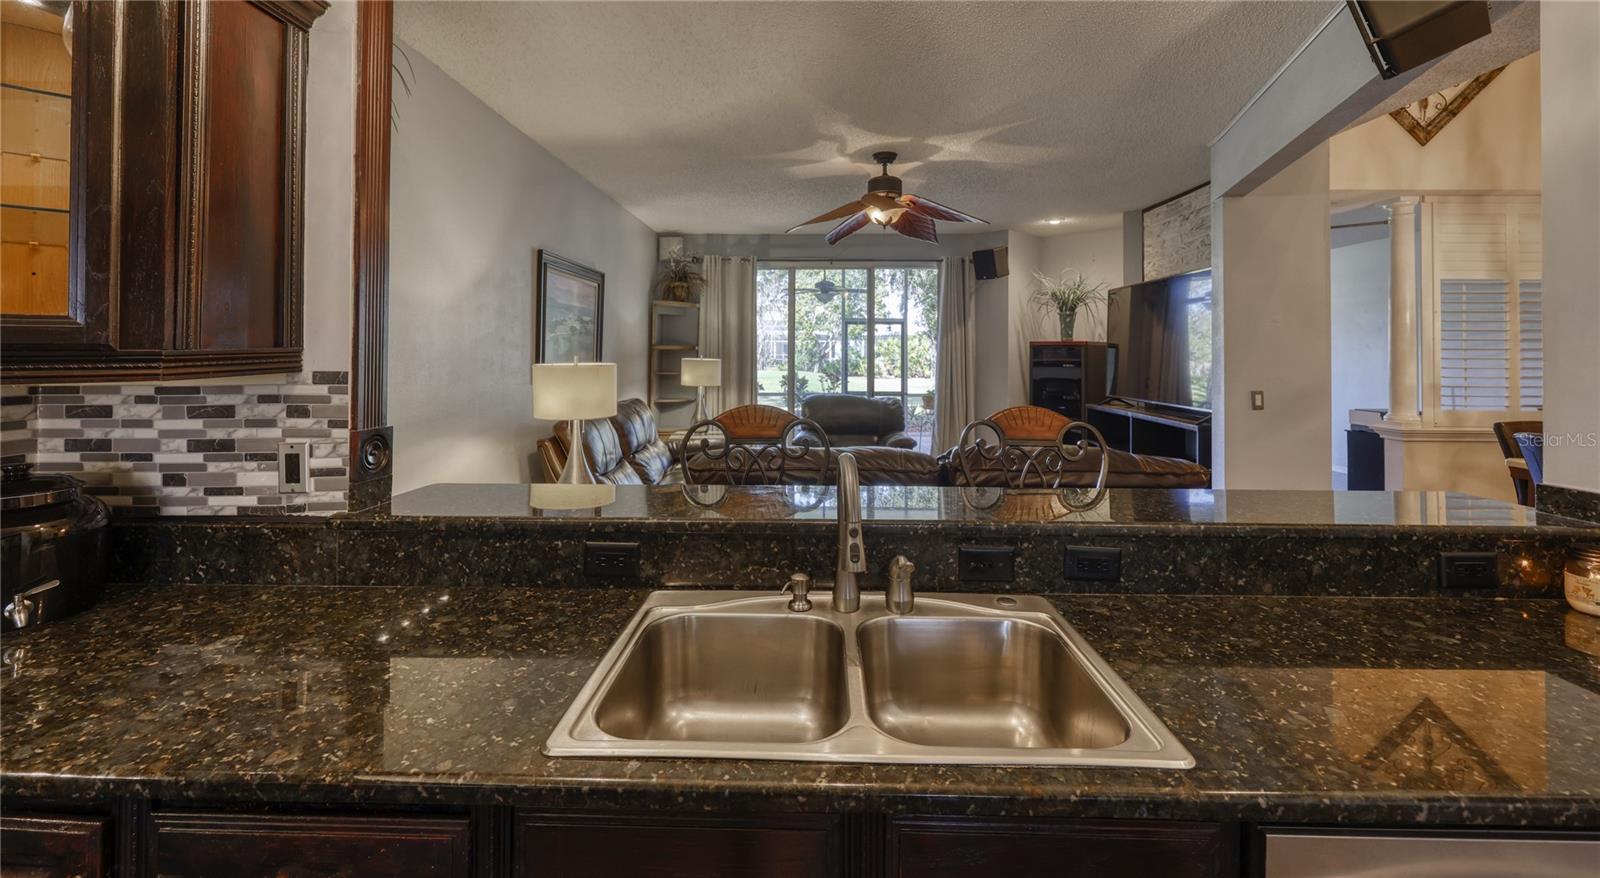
[756, 264, 941, 451]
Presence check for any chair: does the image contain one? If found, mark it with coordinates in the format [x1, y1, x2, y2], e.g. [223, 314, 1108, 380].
[798, 394, 917, 449]
[1493, 420, 1542, 506]
[942, 405, 1211, 489]
[680, 404, 833, 486]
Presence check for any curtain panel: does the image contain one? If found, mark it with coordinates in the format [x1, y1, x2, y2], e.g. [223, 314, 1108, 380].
[698, 255, 758, 415]
[934, 256, 978, 452]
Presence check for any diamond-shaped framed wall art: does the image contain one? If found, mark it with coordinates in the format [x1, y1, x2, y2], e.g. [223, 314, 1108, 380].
[1389, 66, 1506, 146]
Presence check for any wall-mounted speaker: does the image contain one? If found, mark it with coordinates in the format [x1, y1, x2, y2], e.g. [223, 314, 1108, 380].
[1346, 1, 1491, 79]
[973, 246, 1009, 280]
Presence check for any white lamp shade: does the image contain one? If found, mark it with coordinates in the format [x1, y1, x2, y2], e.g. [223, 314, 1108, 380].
[531, 362, 617, 420]
[681, 357, 722, 388]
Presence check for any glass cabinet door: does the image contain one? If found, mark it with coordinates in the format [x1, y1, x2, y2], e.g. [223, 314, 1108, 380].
[0, 0, 73, 317]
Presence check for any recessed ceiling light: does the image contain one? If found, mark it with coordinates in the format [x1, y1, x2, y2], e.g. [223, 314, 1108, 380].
[1045, 218, 1068, 225]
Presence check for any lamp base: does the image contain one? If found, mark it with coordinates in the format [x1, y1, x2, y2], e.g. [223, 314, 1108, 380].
[692, 387, 709, 425]
[558, 418, 598, 484]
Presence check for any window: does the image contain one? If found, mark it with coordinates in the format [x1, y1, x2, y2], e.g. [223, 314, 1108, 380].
[1425, 197, 1542, 424]
[756, 262, 941, 451]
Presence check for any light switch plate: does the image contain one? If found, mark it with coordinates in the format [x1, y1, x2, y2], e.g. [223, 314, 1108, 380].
[1251, 390, 1266, 410]
[278, 441, 310, 494]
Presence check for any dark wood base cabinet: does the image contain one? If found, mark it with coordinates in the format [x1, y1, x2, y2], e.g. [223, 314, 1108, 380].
[0, 813, 109, 878]
[150, 812, 471, 877]
[14, 805, 1593, 878]
[886, 816, 1236, 878]
[514, 812, 846, 878]
[2, 807, 1236, 878]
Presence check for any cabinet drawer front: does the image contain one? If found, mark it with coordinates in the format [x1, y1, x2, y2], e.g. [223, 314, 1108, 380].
[515, 812, 844, 878]
[888, 816, 1234, 878]
[1261, 828, 1600, 878]
[0, 813, 109, 878]
[151, 813, 470, 878]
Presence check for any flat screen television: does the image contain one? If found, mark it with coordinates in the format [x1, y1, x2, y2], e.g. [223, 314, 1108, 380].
[1104, 269, 1213, 411]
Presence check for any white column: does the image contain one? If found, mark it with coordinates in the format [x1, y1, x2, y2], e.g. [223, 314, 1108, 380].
[1385, 197, 1421, 424]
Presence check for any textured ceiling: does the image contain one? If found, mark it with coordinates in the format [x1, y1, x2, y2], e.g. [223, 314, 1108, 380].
[396, 1, 1339, 235]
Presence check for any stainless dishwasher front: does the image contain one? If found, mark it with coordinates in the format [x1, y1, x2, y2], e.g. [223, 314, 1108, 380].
[1261, 828, 1600, 878]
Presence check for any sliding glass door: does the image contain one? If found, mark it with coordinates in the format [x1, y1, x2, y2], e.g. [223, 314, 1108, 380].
[755, 262, 940, 451]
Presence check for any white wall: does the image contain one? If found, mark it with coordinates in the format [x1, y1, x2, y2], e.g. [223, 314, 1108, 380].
[1541, 3, 1600, 494]
[1001, 232, 1043, 413]
[302, 0, 355, 372]
[1329, 54, 1541, 196]
[1211, 143, 1333, 489]
[1037, 227, 1126, 343]
[388, 43, 657, 493]
[1328, 236, 1389, 474]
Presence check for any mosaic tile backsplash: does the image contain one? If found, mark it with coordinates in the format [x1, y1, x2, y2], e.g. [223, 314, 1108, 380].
[1, 372, 349, 516]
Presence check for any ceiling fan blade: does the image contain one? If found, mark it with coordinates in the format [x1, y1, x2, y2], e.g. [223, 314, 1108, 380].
[901, 194, 987, 224]
[890, 210, 939, 244]
[786, 200, 866, 233]
[825, 210, 871, 245]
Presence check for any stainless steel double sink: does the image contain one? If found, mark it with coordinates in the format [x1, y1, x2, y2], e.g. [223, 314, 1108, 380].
[544, 591, 1194, 768]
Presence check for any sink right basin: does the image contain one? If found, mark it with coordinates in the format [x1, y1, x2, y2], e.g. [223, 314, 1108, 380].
[858, 616, 1131, 750]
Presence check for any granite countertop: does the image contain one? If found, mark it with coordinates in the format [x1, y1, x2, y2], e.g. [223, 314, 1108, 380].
[4, 584, 1600, 825]
[369, 483, 1600, 536]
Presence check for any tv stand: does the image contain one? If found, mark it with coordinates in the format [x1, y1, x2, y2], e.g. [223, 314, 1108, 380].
[1087, 398, 1212, 472]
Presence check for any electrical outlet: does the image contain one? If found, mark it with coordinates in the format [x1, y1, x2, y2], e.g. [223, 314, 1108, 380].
[958, 546, 1015, 582]
[1066, 546, 1122, 581]
[584, 541, 641, 581]
[1439, 551, 1499, 590]
[277, 441, 309, 494]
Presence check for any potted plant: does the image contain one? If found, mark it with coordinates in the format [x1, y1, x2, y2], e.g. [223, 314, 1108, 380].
[1031, 270, 1106, 340]
[656, 254, 705, 302]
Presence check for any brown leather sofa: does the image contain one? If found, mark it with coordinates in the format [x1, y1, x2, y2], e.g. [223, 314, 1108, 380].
[798, 394, 917, 449]
[538, 400, 1206, 489]
[536, 398, 681, 485]
[679, 404, 944, 486]
[942, 405, 1210, 489]
[684, 446, 945, 486]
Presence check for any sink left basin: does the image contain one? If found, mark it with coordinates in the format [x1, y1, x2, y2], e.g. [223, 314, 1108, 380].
[594, 613, 849, 743]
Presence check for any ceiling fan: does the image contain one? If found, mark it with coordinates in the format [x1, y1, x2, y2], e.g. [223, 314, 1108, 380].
[800, 277, 866, 304]
[786, 151, 987, 245]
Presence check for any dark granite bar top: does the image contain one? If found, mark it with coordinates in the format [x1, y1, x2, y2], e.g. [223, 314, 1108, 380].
[5, 584, 1599, 825]
[374, 484, 1600, 535]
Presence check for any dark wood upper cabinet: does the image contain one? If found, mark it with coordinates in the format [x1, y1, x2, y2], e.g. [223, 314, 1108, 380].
[0, 0, 327, 383]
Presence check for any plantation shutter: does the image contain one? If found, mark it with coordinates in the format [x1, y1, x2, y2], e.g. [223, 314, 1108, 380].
[1428, 199, 1541, 422]
[1516, 212, 1543, 411]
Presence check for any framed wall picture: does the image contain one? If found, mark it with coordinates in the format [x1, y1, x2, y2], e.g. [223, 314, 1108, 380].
[535, 250, 605, 363]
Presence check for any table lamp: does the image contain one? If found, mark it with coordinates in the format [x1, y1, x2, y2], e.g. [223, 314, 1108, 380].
[533, 361, 617, 484]
[681, 357, 721, 424]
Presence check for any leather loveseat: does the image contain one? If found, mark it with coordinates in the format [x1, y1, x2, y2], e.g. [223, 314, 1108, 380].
[798, 394, 917, 449]
[536, 398, 681, 485]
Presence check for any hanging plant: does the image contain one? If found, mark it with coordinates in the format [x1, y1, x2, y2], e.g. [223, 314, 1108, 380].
[655, 254, 705, 302]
